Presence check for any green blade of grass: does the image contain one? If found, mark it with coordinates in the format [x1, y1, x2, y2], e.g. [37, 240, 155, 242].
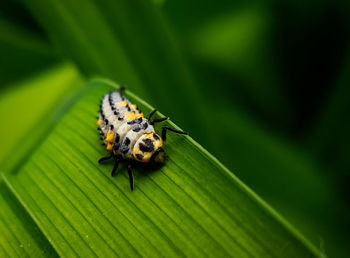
[21, 0, 147, 98]
[92, 0, 206, 132]
[0, 17, 58, 87]
[0, 63, 83, 169]
[22, 0, 208, 143]
[307, 49, 350, 167]
[189, 6, 291, 126]
[3, 79, 322, 257]
[0, 180, 58, 257]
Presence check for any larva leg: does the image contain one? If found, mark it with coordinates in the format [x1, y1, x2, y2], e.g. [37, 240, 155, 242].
[147, 109, 157, 120]
[98, 153, 113, 163]
[119, 85, 126, 93]
[127, 164, 134, 190]
[111, 157, 121, 176]
[161, 126, 188, 142]
[150, 117, 168, 125]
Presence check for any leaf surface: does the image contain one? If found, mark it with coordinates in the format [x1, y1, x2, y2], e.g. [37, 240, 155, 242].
[0, 180, 57, 257]
[3, 80, 322, 257]
[0, 63, 83, 168]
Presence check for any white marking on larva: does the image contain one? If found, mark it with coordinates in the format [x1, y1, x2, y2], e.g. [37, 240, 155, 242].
[122, 123, 153, 158]
[99, 91, 156, 159]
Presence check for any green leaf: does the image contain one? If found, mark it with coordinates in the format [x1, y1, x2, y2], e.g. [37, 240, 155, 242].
[0, 17, 58, 87]
[307, 49, 350, 169]
[3, 79, 322, 257]
[22, 0, 209, 143]
[190, 6, 291, 123]
[21, 0, 146, 95]
[0, 63, 83, 168]
[206, 105, 342, 251]
[0, 180, 57, 257]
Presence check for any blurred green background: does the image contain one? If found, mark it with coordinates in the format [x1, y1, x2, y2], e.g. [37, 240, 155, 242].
[0, 0, 349, 257]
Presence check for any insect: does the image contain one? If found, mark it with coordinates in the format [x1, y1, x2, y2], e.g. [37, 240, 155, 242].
[97, 86, 188, 190]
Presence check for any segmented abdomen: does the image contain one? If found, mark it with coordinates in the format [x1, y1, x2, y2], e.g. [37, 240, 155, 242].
[97, 91, 154, 159]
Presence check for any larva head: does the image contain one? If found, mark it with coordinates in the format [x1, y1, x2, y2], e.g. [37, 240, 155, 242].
[133, 132, 165, 163]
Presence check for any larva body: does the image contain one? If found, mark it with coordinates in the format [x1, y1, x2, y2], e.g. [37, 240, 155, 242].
[97, 88, 187, 190]
[97, 90, 164, 163]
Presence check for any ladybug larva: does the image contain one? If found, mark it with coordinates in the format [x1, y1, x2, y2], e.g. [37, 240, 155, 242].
[97, 87, 188, 190]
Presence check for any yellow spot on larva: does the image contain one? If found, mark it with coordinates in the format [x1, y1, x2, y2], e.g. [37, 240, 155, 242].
[96, 118, 102, 126]
[106, 131, 114, 142]
[106, 143, 113, 151]
[130, 104, 137, 109]
[117, 100, 127, 107]
[137, 113, 144, 118]
[125, 112, 135, 120]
